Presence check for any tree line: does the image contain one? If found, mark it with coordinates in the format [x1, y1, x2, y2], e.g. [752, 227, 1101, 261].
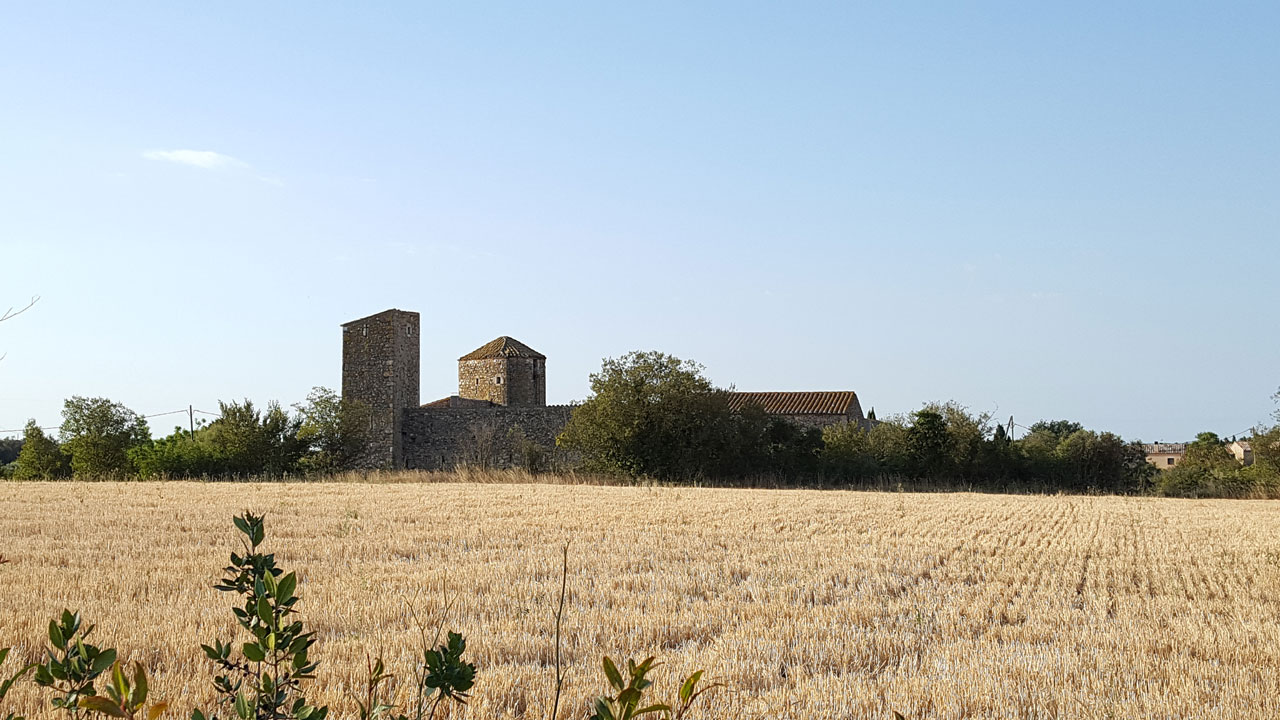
[554, 351, 1280, 497]
[1, 388, 371, 480]
[5, 350, 1278, 497]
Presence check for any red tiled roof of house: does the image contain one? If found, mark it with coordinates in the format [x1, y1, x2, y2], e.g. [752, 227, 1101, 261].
[726, 391, 861, 416]
[459, 336, 545, 361]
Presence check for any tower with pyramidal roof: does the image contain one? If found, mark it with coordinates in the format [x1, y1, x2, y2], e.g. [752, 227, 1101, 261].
[457, 336, 546, 407]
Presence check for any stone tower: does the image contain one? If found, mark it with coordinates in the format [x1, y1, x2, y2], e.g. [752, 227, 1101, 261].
[341, 309, 420, 467]
[457, 337, 546, 407]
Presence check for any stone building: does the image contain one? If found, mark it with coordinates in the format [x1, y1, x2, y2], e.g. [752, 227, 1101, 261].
[342, 309, 569, 471]
[725, 391, 867, 430]
[341, 309, 419, 467]
[457, 336, 547, 407]
[341, 308, 872, 471]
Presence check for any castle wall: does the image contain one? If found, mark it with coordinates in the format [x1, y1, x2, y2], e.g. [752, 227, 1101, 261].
[401, 405, 572, 470]
[341, 309, 420, 467]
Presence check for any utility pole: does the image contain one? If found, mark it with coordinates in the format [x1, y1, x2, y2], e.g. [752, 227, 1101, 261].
[188, 405, 195, 441]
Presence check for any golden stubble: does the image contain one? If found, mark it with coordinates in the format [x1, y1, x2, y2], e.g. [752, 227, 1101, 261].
[1, 480, 1278, 719]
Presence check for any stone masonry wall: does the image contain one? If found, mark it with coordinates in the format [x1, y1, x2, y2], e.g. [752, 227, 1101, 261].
[458, 358, 508, 405]
[401, 405, 572, 471]
[457, 357, 546, 407]
[342, 309, 420, 467]
[503, 357, 545, 407]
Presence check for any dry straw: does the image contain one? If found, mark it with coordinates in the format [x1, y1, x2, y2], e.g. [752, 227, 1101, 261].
[1, 480, 1278, 718]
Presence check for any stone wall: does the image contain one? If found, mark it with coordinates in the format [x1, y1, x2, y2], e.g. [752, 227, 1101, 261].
[457, 357, 547, 407]
[458, 358, 507, 405]
[341, 309, 420, 467]
[503, 356, 546, 407]
[401, 405, 572, 470]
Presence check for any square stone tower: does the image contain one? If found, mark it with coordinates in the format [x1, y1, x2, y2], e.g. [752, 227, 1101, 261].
[342, 309, 420, 467]
[457, 336, 546, 407]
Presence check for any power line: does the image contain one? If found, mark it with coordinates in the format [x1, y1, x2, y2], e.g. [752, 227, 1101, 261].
[0, 407, 223, 436]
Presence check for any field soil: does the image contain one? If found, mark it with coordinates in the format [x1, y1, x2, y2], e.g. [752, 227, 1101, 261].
[1, 481, 1278, 718]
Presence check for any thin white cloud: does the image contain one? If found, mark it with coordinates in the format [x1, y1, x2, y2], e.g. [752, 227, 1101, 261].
[142, 149, 247, 169]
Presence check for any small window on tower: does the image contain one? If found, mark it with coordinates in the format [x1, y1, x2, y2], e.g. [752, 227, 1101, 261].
[495, 376, 503, 385]
[361, 325, 368, 337]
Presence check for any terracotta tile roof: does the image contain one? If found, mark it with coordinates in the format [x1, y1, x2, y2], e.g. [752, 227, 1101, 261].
[727, 391, 861, 416]
[459, 336, 545, 361]
[421, 396, 496, 409]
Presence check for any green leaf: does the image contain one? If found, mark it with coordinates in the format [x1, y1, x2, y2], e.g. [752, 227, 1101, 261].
[276, 573, 297, 603]
[242, 643, 266, 663]
[602, 656, 623, 691]
[48, 620, 66, 650]
[233, 515, 251, 538]
[111, 662, 129, 702]
[191, 709, 207, 720]
[617, 688, 641, 709]
[131, 662, 148, 707]
[256, 597, 274, 627]
[592, 698, 616, 720]
[234, 692, 252, 720]
[678, 670, 703, 703]
[0, 662, 36, 700]
[91, 649, 118, 676]
[633, 704, 670, 717]
[79, 696, 129, 718]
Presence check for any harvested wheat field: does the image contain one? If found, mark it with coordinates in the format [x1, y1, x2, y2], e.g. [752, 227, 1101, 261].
[1, 480, 1278, 719]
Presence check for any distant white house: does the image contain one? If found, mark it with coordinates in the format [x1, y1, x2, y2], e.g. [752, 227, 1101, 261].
[1143, 443, 1186, 470]
[1228, 440, 1254, 466]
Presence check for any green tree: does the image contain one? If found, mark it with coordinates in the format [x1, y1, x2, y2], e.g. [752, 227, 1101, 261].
[821, 422, 879, 479]
[59, 397, 150, 478]
[906, 409, 951, 479]
[556, 351, 739, 479]
[921, 401, 993, 479]
[295, 387, 371, 473]
[13, 420, 70, 480]
[1182, 432, 1235, 469]
[1154, 431, 1248, 497]
[1029, 419, 1084, 440]
[130, 425, 219, 478]
[204, 400, 303, 476]
[1054, 430, 1153, 493]
[0, 438, 21, 466]
[867, 419, 910, 474]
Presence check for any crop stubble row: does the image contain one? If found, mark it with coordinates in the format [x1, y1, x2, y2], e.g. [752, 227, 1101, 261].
[0, 482, 1277, 718]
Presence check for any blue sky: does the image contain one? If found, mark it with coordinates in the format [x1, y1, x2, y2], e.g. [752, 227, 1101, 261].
[2, 2, 1277, 442]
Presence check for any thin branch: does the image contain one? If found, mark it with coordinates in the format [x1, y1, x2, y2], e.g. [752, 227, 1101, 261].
[0, 296, 38, 323]
[549, 543, 569, 720]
